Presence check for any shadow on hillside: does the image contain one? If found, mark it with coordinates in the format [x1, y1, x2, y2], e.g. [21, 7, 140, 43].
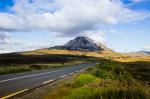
[124, 61, 150, 82]
[0, 53, 95, 66]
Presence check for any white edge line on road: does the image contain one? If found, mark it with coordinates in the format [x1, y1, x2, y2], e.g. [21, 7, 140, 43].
[70, 73, 74, 75]
[42, 79, 54, 84]
[60, 75, 67, 78]
[0, 69, 67, 83]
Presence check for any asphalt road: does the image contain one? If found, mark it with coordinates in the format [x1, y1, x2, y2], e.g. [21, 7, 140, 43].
[0, 63, 96, 98]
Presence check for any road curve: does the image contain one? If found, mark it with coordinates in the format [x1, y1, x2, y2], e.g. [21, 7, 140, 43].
[0, 63, 96, 98]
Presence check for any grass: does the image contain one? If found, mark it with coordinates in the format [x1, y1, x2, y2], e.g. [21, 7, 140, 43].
[0, 66, 31, 75]
[45, 58, 150, 99]
[65, 87, 149, 99]
[71, 74, 97, 87]
[92, 69, 114, 79]
[0, 60, 87, 75]
[125, 61, 150, 81]
[0, 51, 98, 75]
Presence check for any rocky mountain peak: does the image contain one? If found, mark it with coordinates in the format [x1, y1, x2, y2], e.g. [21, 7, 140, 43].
[50, 36, 111, 52]
[63, 36, 100, 51]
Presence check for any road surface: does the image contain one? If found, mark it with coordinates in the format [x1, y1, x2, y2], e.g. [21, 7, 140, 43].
[0, 63, 96, 98]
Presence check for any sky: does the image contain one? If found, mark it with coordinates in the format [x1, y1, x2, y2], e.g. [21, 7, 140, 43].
[0, 0, 150, 53]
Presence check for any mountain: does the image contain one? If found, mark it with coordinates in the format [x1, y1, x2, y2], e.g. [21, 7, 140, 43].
[139, 51, 150, 55]
[127, 51, 150, 56]
[50, 36, 111, 52]
[0, 36, 113, 58]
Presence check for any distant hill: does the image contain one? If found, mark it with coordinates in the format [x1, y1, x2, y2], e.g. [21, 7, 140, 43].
[139, 51, 150, 55]
[127, 51, 150, 56]
[50, 36, 112, 52]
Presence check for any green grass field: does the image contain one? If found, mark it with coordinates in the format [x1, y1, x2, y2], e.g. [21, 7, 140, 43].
[0, 53, 95, 75]
[0, 60, 88, 75]
[45, 59, 150, 99]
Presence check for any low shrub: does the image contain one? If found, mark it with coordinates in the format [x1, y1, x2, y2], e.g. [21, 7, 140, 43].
[72, 74, 97, 87]
[92, 69, 113, 79]
[65, 87, 99, 99]
[65, 87, 149, 99]
[0, 67, 31, 75]
[29, 64, 43, 70]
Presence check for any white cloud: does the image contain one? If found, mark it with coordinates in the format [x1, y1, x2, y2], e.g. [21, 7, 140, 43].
[82, 30, 105, 43]
[142, 45, 150, 51]
[0, 32, 24, 45]
[0, 49, 10, 53]
[0, 32, 57, 53]
[0, 0, 149, 36]
[0, 32, 10, 41]
[0, 32, 11, 44]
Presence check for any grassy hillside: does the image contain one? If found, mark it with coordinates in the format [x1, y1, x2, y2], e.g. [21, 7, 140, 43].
[0, 61, 88, 75]
[22, 49, 150, 62]
[0, 51, 95, 75]
[0, 53, 90, 65]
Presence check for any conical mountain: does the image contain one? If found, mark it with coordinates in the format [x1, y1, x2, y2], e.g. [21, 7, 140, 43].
[51, 36, 112, 52]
